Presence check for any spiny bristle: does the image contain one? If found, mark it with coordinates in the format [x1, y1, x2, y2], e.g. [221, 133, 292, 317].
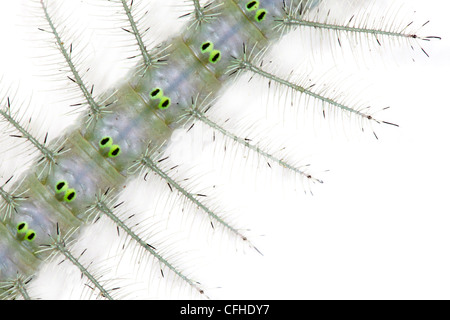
[0, 98, 64, 178]
[83, 189, 206, 296]
[36, 225, 114, 300]
[179, 0, 224, 29]
[132, 149, 251, 250]
[228, 46, 382, 129]
[38, 0, 108, 125]
[186, 101, 323, 183]
[0, 274, 33, 300]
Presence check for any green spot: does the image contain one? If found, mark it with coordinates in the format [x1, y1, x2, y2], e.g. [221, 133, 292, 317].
[158, 97, 171, 110]
[64, 188, 77, 203]
[55, 180, 68, 193]
[25, 229, 36, 242]
[246, 0, 259, 11]
[209, 50, 221, 64]
[201, 41, 214, 53]
[255, 8, 267, 22]
[150, 88, 164, 100]
[99, 136, 113, 149]
[17, 222, 28, 234]
[108, 145, 121, 158]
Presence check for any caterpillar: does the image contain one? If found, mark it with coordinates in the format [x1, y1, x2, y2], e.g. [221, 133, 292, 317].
[0, 0, 446, 300]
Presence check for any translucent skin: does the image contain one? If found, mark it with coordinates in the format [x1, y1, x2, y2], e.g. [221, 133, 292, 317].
[0, 0, 313, 289]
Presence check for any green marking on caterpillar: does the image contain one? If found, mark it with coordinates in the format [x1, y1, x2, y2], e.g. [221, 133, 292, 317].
[158, 96, 171, 110]
[16, 222, 36, 242]
[201, 41, 214, 53]
[209, 50, 221, 64]
[149, 87, 171, 110]
[244, 1, 266, 22]
[99, 136, 113, 149]
[255, 8, 267, 22]
[108, 145, 121, 158]
[16, 222, 28, 234]
[150, 87, 164, 100]
[246, 0, 259, 11]
[98, 136, 121, 158]
[200, 41, 221, 64]
[54, 180, 77, 203]
[55, 180, 69, 193]
[64, 188, 77, 203]
[25, 230, 36, 242]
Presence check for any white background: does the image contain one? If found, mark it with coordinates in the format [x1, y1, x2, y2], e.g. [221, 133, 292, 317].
[0, 0, 449, 299]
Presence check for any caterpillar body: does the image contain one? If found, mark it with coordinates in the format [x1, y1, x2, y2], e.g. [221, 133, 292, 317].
[0, 0, 446, 299]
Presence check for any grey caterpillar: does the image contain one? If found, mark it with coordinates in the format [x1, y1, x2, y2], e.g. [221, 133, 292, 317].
[0, 0, 448, 300]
